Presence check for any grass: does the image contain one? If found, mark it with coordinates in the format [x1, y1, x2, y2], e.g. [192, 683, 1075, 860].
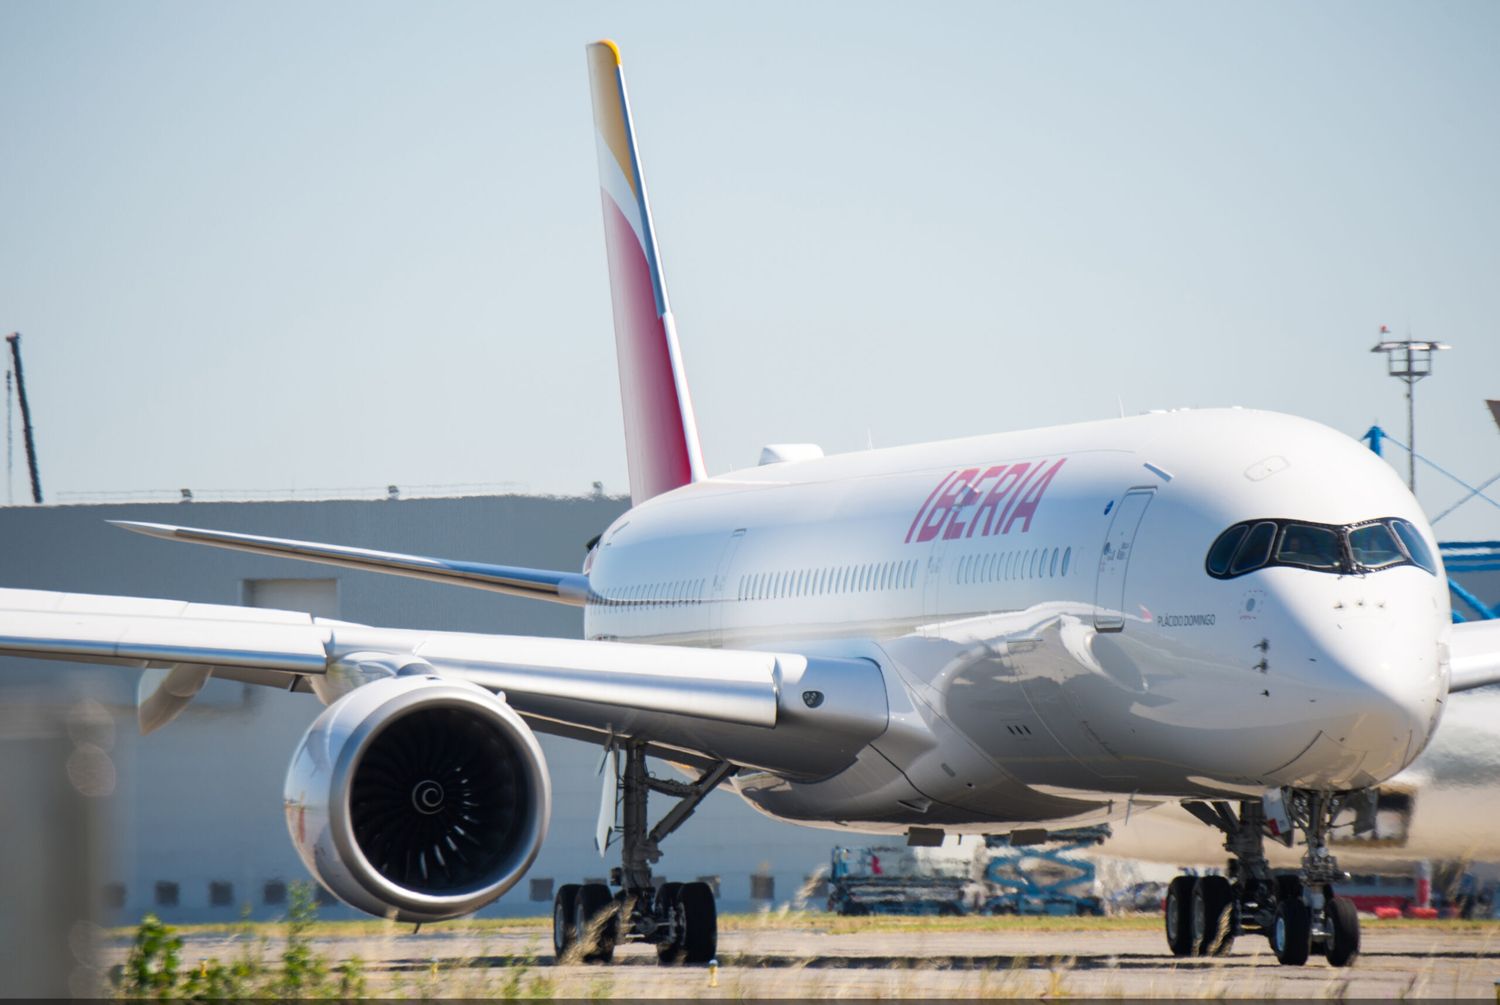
[110, 914, 546, 939]
[111, 910, 1497, 939]
[98, 906, 1500, 999]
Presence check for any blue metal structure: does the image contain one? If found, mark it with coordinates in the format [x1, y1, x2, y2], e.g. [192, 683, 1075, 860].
[1441, 542, 1500, 621]
[980, 827, 1106, 916]
[1361, 425, 1500, 623]
[826, 827, 1110, 916]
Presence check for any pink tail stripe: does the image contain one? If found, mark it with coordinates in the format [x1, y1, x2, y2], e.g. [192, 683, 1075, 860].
[601, 194, 695, 500]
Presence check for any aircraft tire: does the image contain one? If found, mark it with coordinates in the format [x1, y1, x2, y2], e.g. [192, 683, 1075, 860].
[1324, 896, 1360, 967]
[1271, 897, 1312, 966]
[678, 881, 718, 965]
[553, 883, 580, 960]
[654, 882, 684, 964]
[1192, 876, 1236, 956]
[1165, 876, 1197, 957]
[573, 882, 617, 964]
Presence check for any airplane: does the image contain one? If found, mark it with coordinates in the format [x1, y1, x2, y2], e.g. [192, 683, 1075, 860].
[3, 39, 1500, 970]
[1100, 685, 1500, 876]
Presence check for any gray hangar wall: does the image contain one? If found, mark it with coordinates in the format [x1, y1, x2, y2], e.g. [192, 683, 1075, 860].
[0, 495, 842, 923]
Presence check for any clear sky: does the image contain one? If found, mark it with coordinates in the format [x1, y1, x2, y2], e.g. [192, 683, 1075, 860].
[2, 2, 1498, 537]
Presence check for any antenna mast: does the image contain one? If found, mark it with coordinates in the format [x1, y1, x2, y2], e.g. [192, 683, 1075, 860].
[4, 366, 12, 505]
[5, 333, 42, 504]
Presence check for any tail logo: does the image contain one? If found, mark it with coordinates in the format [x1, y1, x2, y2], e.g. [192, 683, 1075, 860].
[586, 40, 706, 505]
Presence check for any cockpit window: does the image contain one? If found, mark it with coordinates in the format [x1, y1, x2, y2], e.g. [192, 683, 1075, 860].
[1349, 522, 1404, 569]
[1205, 524, 1247, 576]
[1229, 521, 1277, 575]
[1206, 516, 1438, 580]
[1276, 523, 1342, 571]
[1390, 519, 1438, 575]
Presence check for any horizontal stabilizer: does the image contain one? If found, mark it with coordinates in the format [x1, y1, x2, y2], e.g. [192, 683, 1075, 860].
[112, 521, 590, 606]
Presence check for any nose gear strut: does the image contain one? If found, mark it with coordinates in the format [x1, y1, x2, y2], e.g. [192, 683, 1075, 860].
[1165, 788, 1363, 967]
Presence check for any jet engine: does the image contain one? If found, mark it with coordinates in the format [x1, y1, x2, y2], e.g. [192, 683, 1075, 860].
[284, 674, 550, 922]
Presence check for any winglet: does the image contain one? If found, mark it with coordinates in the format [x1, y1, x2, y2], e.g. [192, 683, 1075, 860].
[586, 40, 706, 505]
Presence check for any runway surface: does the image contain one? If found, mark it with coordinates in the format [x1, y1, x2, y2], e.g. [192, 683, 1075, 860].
[114, 916, 1500, 999]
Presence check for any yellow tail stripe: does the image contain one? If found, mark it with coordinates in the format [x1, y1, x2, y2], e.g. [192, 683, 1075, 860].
[587, 41, 637, 202]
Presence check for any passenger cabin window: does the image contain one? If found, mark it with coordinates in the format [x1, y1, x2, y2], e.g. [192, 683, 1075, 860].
[1206, 517, 1437, 579]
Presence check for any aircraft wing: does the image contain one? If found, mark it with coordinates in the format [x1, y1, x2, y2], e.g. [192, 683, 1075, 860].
[109, 521, 591, 606]
[1450, 619, 1500, 692]
[0, 587, 886, 776]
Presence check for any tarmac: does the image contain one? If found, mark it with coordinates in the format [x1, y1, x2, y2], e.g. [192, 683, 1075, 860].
[113, 917, 1500, 999]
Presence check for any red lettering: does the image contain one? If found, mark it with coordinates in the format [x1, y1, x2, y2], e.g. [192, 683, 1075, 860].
[1001, 458, 1067, 534]
[944, 465, 1003, 539]
[966, 463, 1028, 538]
[989, 463, 1042, 535]
[905, 470, 956, 543]
[916, 467, 979, 543]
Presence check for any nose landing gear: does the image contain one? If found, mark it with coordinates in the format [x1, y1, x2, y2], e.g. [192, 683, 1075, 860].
[552, 742, 731, 967]
[1166, 790, 1363, 967]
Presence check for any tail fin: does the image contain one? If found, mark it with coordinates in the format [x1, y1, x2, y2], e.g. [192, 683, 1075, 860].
[586, 39, 706, 506]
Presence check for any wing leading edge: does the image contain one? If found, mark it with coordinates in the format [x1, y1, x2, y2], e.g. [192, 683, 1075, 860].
[1450, 619, 1500, 692]
[112, 521, 591, 605]
[0, 587, 888, 777]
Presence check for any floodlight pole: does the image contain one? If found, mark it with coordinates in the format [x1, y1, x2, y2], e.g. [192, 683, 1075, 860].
[1370, 332, 1450, 496]
[1406, 372, 1415, 493]
[4, 333, 41, 505]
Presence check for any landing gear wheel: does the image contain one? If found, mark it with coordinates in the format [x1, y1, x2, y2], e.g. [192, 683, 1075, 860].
[1324, 896, 1360, 967]
[654, 883, 683, 965]
[573, 883, 617, 964]
[1192, 876, 1236, 957]
[553, 883, 580, 960]
[1271, 896, 1311, 966]
[678, 881, 717, 965]
[1165, 876, 1197, 957]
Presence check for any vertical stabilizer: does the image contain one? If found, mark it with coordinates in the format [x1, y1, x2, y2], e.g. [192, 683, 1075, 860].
[586, 40, 706, 506]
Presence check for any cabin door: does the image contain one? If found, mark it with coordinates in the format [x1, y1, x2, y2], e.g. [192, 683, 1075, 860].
[1093, 488, 1154, 632]
[709, 528, 747, 646]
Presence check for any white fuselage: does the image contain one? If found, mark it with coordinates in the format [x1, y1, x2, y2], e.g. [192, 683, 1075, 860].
[582, 408, 1451, 835]
[1097, 687, 1500, 869]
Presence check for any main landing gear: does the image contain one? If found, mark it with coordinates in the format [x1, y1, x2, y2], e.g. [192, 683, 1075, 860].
[553, 742, 732, 966]
[1165, 790, 1362, 967]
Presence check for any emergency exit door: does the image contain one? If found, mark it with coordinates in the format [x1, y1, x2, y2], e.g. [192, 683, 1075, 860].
[1093, 489, 1154, 632]
[708, 528, 747, 645]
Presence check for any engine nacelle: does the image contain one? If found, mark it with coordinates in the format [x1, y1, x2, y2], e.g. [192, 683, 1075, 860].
[284, 674, 549, 922]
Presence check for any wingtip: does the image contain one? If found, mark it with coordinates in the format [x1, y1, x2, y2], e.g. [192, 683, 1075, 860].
[109, 520, 178, 538]
[591, 38, 622, 65]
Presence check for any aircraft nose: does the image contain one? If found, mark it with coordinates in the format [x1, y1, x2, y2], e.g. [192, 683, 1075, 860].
[1283, 611, 1444, 786]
